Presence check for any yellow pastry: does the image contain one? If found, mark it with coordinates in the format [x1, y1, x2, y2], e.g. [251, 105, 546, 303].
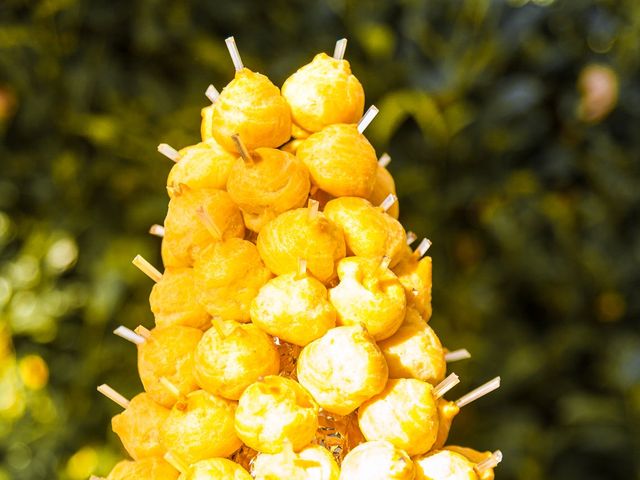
[378, 307, 445, 384]
[250, 271, 336, 346]
[137, 325, 202, 407]
[160, 389, 242, 464]
[106, 458, 179, 480]
[443, 447, 499, 480]
[111, 392, 170, 460]
[235, 375, 319, 453]
[413, 450, 477, 480]
[328, 256, 406, 341]
[212, 69, 291, 152]
[193, 238, 273, 322]
[281, 52, 364, 133]
[297, 124, 377, 198]
[339, 440, 415, 480]
[149, 267, 211, 330]
[393, 249, 433, 320]
[177, 458, 252, 480]
[324, 196, 406, 267]
[296, 325, 388, 415]
[193, 319, 280, 400]
[167, 140, 235, 193]
[253, 444, 340, 480]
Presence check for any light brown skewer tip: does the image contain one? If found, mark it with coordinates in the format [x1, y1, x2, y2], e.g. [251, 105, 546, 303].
[149, 224, 165, 238]
[433, 372, 460, 399]
[475, 450, 503, 473]
[157, 143, 180, 162]
[205, 84, 219, 104]
[113, 326, 146, 345]
[414, 238, 432, 258]
[333, 38, 348, 60]
[378, 152, 392, 168]
[406, 231, 418, 245]
[97, 384, 130, 409]
[225, 36, 244, 72]
[132, 255, 163, 283]
[357, 105, 379, 134]
[307, 199, 320, 220]
[445, 349, 471, 363]
[159, 377, 182, 400]
[379, 193, 397, 213]
[455, 376, 501, 408]
[196, 205, 222, 240]
[296, 258, 307, 279]
[231, 133, 253, 165]
[134, 325, 152, 340]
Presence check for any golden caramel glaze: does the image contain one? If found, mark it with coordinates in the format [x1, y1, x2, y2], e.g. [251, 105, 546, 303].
[324, 196, 406, 267]
[297, 124, 377, 198]
[432, 399, 461, 451]
[378, 308, 445, 385]
[358, 378, 439, 456]
[193, 319, 280, 400]
[309, 187, 334, 210]
[297, 325, 388, 415]
[253, 444, 340, 480]
[413, 450, 477, 480]
[235, 375, 319, 453]
[393, 251, 433, 321]
[161, 390, 242, 464]
[328, 257, 406, 341]
[167, 140, 236, 193]
[257, 207, 346, 284]
[137, 325, 202, 408]
[280, 138, 305, 155]
[339, 440, 415, 480]
[250, 272, 336, 346]
[200, 105, 215, 142]
[368, 165, 399, 219]
[227, 148, 310, 233]
[212, 69, 291, 152]
[149, 267, 211, 330]
[178, 458, 252, 480]
[282, 52, 364, 133]
[106, 458, 179, 480]
[444, 447, 496, 480]
[161, 187, 245, 268]
[111, 392, 170, 460]
[193, 238, 273, 322]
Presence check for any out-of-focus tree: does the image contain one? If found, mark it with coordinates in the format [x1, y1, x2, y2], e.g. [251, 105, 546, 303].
[0, 0, 639, 479]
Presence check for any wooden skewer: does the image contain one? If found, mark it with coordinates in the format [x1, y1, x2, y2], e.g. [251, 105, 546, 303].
[113, 326, 146, 345]
[225, 36, 244, 72]
[157, 143, 181, 162]
[308, 199, 320, 220]
[475, 450, 503, 474]
[455, 376, 501, 408]
[296, 258, 307, 279]
[132, 255, 163, 283]
[444, 349, 471, 363]
[414, 238, 432, 258]
[97, 384, 130, 409]
[205, 84, 219, 104]
[196, 206, 222, 240]
[333, 38, 348, 60]
[211, 317, 227, 338]
[378, 152, 392, 168]
[379, 193, 397, 213]
[357, 105, 379, 134]
[149, 224, 165, 238]
[231, 133, 253, 165]
[433, 372, 460, 399]
[159, 377, 182, 401]
[406, 231, 418, 245]
[135, 325, 152, 341]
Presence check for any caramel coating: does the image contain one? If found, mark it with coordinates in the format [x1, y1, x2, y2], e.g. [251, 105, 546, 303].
[106, 458, 179, 480]
[443, 447, 496, 480]
[194, 320, 280, 400]
[297, 124, 377, 198]
[257, 207, 346, 284]
[227, 148, 310, 233]
[193, 238, 273, 322]
[368, 165, 399, 219]
[281, 52, 364, 133]
[167, 140, 235, 192]
[393, 252, 433, 320]
[328, 257, 406, 341]
[162, 187, 245, 268]
[111, 392, 170, 460]
[432, 399, 461, 451]
[253, 444, 340, 480]
[324, 196, 406, 267]
[138, 325, 202, 408]
[212, 69, 291, 152]
[150, 267, 210, 330]
[297, 325, 388, 415]
[339, 440, 415, 480]
[413, 450, 477, 480]
[280, 138, 305, 155]
[378, 308, 445, 384]
[161, 390, 242, 464]
[358, 378, 439, 456]
[178, 458, 252, 480]
[291, 123, 312, 140]
[250, 272, 336, 346]
[200, 105, 215, 142]
[235, 376, 319, 453]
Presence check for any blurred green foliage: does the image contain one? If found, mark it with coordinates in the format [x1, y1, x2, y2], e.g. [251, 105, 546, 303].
[1, 0, 639, 478]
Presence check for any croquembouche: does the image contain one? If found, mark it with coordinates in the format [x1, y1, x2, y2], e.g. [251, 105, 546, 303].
[93, 37, 503, 480]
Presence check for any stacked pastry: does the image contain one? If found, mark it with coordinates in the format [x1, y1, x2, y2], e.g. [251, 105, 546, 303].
[94, 38, 503, 480]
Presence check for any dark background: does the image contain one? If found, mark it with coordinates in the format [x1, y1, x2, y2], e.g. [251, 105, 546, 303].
[1, 0, 639, 478]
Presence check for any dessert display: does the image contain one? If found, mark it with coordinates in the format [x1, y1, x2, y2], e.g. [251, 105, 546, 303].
[94, 37, 502, 479]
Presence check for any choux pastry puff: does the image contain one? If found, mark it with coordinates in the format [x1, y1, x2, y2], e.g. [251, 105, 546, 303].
[339, 440, 415, 480]
[414, 447, 501, 480]
[176, 458, 252, 480]
[166, 140, 236, 192]
[393, 243, 433, 320]
[253, 444, 340, 480]
[106, 458, 178, 480]
[368, 160, 399, 219]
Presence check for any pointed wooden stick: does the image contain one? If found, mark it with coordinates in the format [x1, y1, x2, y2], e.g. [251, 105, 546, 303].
[379, 194, 397, 213]
[445, 349, 471, 363]
[475, 450, 503, 474]
[166, 183, 184, 197]
[149, 224, 165, 238]
[157, 143, 181, 162]
[333, 38, 348, 60]
[308, 198, 320, 220]
[113, 326, 146, 345]
[159, 377, 182, 400]
[296, 258, 307, 279]
[433, 372, 460, 399]
[205, 84, 219, 104]
[378, 152, 392, 168]
[132, 255, 163, 283]
[225, 36, 244, 71]
[231, 133, 253, 165]
[455, 376, 501, 408]
[414, 238, 432, 258]
[196, 206, 222, 240]
[406, 231, 418, 245]
[135, 325, 152, 341]
[357, 105, 379, 134]
[97, 384, 130, 409]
